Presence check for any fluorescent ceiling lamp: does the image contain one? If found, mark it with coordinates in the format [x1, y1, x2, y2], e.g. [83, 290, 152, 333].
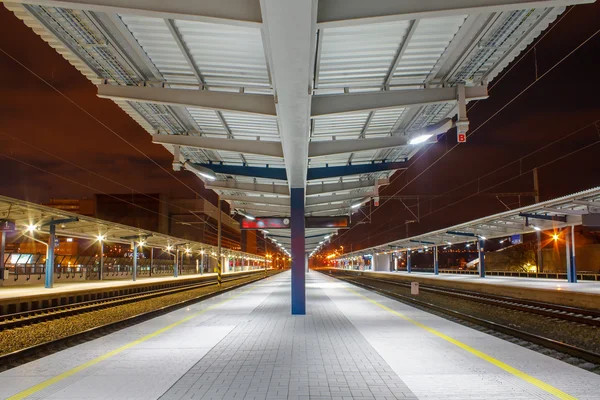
[533, 226, 541, 231]
[408, 134, 432, 145]
[407, 118, 452, 146]
[185, 163, 217, 181]
[237, 210, 255, 220]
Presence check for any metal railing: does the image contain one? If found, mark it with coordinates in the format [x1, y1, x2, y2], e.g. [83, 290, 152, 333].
[439, 269, 600, 281]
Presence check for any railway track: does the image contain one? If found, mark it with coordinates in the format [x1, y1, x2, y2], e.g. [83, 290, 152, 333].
[0, 271, 278, 368]
[340, 274, 600, 327]
[329, 272, 600, 366]
[0, 273, 258, 332]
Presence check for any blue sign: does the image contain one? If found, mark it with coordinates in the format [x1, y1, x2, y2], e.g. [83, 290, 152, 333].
[510, 234, 522, 244]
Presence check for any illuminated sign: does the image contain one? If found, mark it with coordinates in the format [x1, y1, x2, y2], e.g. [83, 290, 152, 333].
[306, 216, 349, 229]
[0, 219, 16, 232]
[241, 216, 349, 229]
[241, 218, 290, 229]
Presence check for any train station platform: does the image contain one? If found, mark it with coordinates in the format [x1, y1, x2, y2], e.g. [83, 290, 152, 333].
[2, 270, 599, 400]
[0, 270, 264, 315]
[327, 269, 600, 310]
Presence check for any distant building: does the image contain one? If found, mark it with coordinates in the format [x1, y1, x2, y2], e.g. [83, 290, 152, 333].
[94, 194, 242, 249]
[43, 198, 95, 216]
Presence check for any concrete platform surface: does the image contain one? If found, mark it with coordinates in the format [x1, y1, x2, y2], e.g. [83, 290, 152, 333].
[1, 270, 598, 400]
[329, 269, 600, 310]
[385, 271, 600, 294]
[0, 270, 260, 301]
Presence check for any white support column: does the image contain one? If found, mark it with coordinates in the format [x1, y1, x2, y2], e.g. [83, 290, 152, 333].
[260, 0, 317, 316]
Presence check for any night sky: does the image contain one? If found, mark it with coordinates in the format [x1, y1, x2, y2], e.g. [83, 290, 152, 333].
[0, 3, 599, 253]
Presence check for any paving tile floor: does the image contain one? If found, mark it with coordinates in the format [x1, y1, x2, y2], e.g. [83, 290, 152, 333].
[160, 274, 416, 400]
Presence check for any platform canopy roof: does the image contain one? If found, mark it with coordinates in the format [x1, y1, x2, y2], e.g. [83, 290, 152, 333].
[335, 186, 600, 259]
[4, 0, 594, 254]
[0, 195, 265, 261]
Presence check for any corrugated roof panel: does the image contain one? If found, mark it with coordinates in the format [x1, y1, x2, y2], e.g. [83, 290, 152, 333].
[450, 8, 564, 84]
[186, 108, 228, 136]
[312, 113, 370, 140]
[220, 112, 279, 140]
[118, 15, 195, 85]
[365, 107, 408, 137]
[391, 15, 466, 85]
[175, 20, 270, 89]
[318, 20, 411, 88]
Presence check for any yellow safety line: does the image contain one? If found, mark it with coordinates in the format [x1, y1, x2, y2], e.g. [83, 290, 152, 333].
[7, 287, 256, 400]
[346, 288, 577, 400]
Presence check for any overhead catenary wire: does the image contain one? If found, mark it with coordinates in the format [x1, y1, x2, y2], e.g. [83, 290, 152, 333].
[0, 151, 241, 250]
[347, 120, 600, 247]
[0, 46, 216, 210]
[0, 130, 228, 234]
[329, 22, 600, 250]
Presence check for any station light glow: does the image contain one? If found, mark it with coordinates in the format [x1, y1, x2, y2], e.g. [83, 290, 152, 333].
[408, 134, 432, 145]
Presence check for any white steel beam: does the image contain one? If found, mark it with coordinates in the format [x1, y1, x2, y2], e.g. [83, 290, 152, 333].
[223, 195, 290, 206]
[152, 134, 284, 158]
[309, 137, 409, 158]
[308, 118, 452, 157]
[306, 191, 374, 206]
[9, 0, 263, 27]
[306, 178, 388, 196]
[206, 181, 289, 196]
[306, 203, 354, 214]
[311, 85, 488, 117]
[317, 0, 594, 27]
[97, 84, 276, 116]
[260, 0, 316, 190]
[231, 202, 290, 215]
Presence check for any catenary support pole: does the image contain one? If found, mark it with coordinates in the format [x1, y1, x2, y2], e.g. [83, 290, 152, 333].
[571, 225, 576, 282]
[478, 239, 486, 278]
[99, 240, 104, 280]
[45, 224, 56, 288]
[406, 250, 412, 273]
[175, 248, 179, 278]
[217, 196, 222, 287]
[132, 241, 137, 282]
[566, 227, 576, 283]
[150, 247, 153, 277]
[1, 231, 6, 281]
[291, 188, 306, 315]
[434, 246, 439, 275]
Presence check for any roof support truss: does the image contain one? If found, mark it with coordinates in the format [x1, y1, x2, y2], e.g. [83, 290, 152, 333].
[306, 191, 374, 206]
[152, 134, 284, 158]
[223, 195, 290, 206]
[206, 180, 289, 196]
[311, 85, 488, 117]
[97, 84, 276, 116]
[306, 179, 388, 196]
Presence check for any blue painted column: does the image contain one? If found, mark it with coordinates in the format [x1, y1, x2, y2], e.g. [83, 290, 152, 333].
[406, 250, 412, 273]
[566, 227, 577, 283]
[434, 246, 439, 275]
[290, 187, 305, 315]
[174, 248, 179, 278]
[0, 232, 6, 281]
[478, 239, 486, 278]
[132, 242, 137, 282]
[571, 225, 577, 282]
[45, 224, 56, 288]
[99, 240, 104, 280]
